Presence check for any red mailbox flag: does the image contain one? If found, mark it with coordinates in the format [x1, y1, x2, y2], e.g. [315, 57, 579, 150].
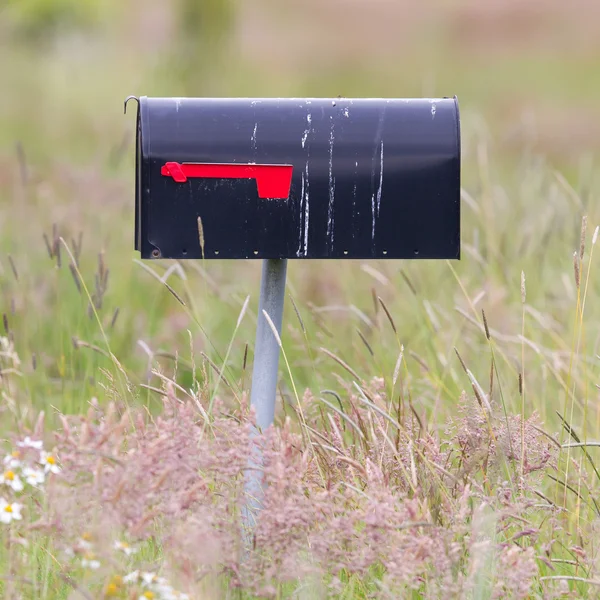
[161, 162, 294, 200]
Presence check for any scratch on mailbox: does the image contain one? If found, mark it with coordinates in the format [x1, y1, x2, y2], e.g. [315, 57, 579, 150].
[303, 161, 310, 255]
[371, 193, 376, 239]
[301, 113, 311, 149]
[431, 104, 436, 119]
[297, 171, 306, 256]
[251, 123, 258, 151]
[327, 120, 336, 247]
[376, 141, 384, 216]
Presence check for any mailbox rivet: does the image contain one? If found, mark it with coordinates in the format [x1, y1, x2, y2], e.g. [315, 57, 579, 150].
[214, 251, 219, 255]
[343, 250, 348, 255]
[414, 249, 420, 256]
[151, 249, 160, 258]
[253, 250, 259, 255]
[383, 250, 388, 255]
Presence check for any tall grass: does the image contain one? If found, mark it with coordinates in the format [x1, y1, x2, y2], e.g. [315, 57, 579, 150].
[0, 149, 599, 597]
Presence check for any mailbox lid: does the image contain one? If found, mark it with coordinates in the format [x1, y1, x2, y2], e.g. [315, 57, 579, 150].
[135, 96, 460, 260]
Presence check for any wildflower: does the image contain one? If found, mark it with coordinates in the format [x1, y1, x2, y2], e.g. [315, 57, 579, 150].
[124, 570, 140, 584]
[105, 575, 123, 597]
[0, 470, 24, 492]
[39, 451, 61, 474]
[140, 592, 155, 600]
[22, 467, 45, 487]
[81, 553, 101, 570]
[114, 540, 138, 556]
[141, 572, 158, 586]
[0, 498, 22, 524]
[3, 452, 21, 469]
[17, 437, 44, 450]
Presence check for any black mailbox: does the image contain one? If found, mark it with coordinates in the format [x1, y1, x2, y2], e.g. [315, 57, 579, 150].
[132, 96, 460, 260]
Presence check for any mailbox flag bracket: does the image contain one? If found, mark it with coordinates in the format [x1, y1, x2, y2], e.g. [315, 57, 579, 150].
[160, 162, 293, 200]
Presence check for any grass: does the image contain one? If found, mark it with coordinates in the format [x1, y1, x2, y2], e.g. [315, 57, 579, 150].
[0, 0, 600, 597]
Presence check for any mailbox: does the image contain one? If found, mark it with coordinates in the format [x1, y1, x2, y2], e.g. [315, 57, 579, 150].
[133, 96, 460, 260]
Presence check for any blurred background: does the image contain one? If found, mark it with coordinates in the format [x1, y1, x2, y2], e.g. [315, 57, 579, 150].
[0, 0, 599, 425]
[2, 0, 600, 165]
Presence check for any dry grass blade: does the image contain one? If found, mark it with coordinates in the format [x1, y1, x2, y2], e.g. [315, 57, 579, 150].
[336, 455, 368, 477]
[139, 383, 169, 397]
[208, 295, 250, 411]
[482, 308, 491, 340]
[400, 269, 417, 295]
[529, 423, 562, 449]
[7, 255, 19, 281]
[454, 347, 468, 375]
[353, 382, 400, 431]
[409, 351, 429, 372]
[289, 294, 305, 333]
[356, 329, 374, 357]
[153, 351, 194, 371]
[110, 308, 120, 329]
[319, 347, 360, 380]
[197, 216, 205, 259]
[556, 411, 600, 484]
[580, 215, 588, 260]
[200, 352, 231, 388]
[42, 233, 54, 259]
[563, 442, 600, 448]
[546, 473, 595, 513]
[72, 337, 111, 359]
[262, 309, 283, 348]
[317, 396, 365, 439]
[378, 296, 397, 334]
[541, 576, 600, 586]
[392, 346, 404, 387]
[69, 264, 82, 294]
[237, 295, 250, 328]
[134, 259, 187, 307]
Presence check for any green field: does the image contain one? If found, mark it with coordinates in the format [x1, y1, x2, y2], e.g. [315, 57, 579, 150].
[1, 0, 600, 597]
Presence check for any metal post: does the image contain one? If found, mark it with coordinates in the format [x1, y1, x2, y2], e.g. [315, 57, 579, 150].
[250, 258, 288, 431]
[243, 258, 288, 535]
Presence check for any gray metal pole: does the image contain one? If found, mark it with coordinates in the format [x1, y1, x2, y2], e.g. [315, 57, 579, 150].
[243, 258, 288, 535]
[250, 258, 288, 430]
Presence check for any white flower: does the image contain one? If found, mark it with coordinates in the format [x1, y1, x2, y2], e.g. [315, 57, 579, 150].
[114, 540, 138, 556]
[3, 453, 21, 469]
[22, 467, 45, 487]
[81, 555, 101, 570]
[0, 470, 24, 492]
[39, 451, 61, 474]
[141, 572, 158, 586]
[0, 498, 22, 524]
[17, 437, 44, 450]
[124, 570, 140, 584]
[78, 539, 93, 551]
